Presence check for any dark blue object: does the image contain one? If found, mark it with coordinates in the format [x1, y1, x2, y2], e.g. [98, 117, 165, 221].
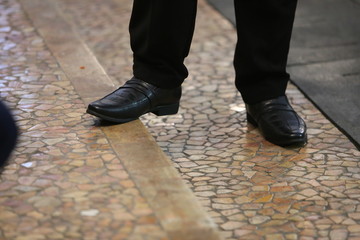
[0, 100, 17, 167]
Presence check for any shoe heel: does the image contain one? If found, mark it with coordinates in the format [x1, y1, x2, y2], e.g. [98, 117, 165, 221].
[152, 103, 179, 116]
[246, 113, 258, 126]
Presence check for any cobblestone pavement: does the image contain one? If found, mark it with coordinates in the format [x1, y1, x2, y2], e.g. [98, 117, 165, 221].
[0, 0, 168, 239]
[1, 0, 360, 240]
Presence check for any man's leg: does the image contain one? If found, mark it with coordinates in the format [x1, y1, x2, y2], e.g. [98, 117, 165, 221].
[233, 0, 307, 146]
[130, 0, 198, 89]
[87, 0, 197, 122]
[233, 0, 297, 104]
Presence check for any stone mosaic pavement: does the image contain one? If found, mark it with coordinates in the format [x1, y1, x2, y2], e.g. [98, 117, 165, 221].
[58, 0, 360, 239]
[0, 0, 168, 239]
[1, 0, 360, 239]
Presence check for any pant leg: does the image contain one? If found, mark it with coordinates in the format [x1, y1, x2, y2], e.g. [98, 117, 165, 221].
[233, 0, 297, 104]
[129, 0, 198, 89]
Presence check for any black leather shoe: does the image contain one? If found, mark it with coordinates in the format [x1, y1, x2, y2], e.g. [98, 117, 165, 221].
[246, 96, 307, 147]
[87, 77, 181, 123]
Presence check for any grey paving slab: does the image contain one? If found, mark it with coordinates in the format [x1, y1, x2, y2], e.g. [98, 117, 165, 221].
[288, 44, 360, 66]
[288, 59, 360, 149]
[206, 0, 235, 26]
[289, 0, 360, 149]
[291, 0, 360, 49]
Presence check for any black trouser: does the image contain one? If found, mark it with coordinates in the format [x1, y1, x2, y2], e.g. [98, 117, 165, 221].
[129, 0, 297, 104]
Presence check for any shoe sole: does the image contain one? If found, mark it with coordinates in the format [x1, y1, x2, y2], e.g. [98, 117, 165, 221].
[247, 113, 307, 147]
[86, 102, 179, 123]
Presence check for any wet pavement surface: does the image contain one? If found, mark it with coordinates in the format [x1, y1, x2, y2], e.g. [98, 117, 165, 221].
[1, 0, 360, 239]
[0, 1, 167, 239]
